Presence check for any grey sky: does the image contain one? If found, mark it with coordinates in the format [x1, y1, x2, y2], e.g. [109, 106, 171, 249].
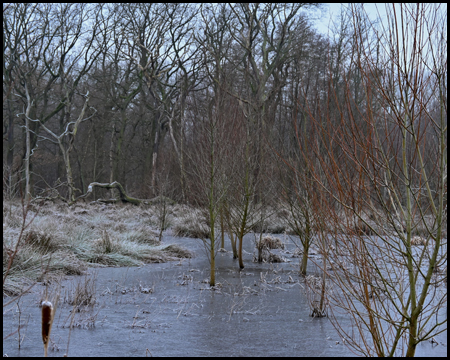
[313, 3, 386, 36]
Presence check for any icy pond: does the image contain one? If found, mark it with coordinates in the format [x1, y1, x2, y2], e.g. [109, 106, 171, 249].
[3, 233, 447, 357]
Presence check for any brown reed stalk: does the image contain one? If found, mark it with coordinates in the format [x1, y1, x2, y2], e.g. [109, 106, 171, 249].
[41, 300, 53, 357]
[42, 295, 58, 357]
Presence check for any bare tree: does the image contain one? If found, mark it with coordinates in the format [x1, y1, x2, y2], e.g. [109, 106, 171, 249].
[29, 92, 95, 203]
[299, 4, 447, 356]
[3, 3, 44, 201]
[119, 4, 200, 196]
[4, 4, 105, 201]
[186, 86, 231, 286]
[220, 3, 322, 269]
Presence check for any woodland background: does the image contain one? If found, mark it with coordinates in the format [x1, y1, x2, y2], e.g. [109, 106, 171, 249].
[3, 4, 446, 211]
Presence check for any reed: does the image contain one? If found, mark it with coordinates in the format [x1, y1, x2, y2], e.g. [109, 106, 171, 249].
[41, 294, 58, 357]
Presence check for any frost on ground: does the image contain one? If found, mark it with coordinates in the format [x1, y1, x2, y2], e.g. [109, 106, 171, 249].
[2, 201, 193, 296]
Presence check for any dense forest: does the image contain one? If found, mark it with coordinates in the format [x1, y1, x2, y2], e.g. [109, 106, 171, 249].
[3, 3, 446, 207]
[3, 3, 447, 356]
[4, 3, 326, 203]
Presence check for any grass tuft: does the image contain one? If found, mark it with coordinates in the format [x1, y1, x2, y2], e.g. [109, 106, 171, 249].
[172, 207, 210, 239]
[3, 201, 193, 296]
[64, 274, 96, 307]
[25, 230, 58, 254]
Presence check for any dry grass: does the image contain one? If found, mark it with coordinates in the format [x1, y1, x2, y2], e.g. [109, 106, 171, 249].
[304, 275, 328, 318]
[2, 201, 193, 296]
[64, 274, 97, 307]
[24, 230, 59, 254]
[171, 206, 210, 239]
[125, 227, 159, 245]
[160, 244, 193, 258]
[250, 207, 289, 234]
[92, 230, 116, 253]
[254, 235, 286, 263]
[331, 209, 446, 239]
[411, 236, 428, 246]
[258, 235, 285, 250]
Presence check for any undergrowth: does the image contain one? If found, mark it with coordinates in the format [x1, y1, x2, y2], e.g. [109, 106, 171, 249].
[2, 200, 192, 296]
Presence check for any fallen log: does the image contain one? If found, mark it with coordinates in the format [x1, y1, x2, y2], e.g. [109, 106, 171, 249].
[77, 181, 142, 205]
[76, 182, 176, 206]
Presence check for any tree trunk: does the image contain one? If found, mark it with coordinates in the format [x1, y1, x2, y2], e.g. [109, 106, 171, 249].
[24, 82, 33, 202]
[230, 232, 238, 259]
[300, 217, 312, 275]
[25, 116, 31, 202]
[6, 97, 14, 170]
[151, 125, 160, 191]
[109, 121, 116, 195]
[220, 208, 225, 249]
[62, 147, 75, 203]
[224, 203, 238, 258]
[300, 244, 309, 276]
[209, 226, 216, 286]
[168, 105, 187, 202]
[238, 234, 244, 269]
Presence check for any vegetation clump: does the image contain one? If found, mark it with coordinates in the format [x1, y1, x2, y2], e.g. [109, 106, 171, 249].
[2, 201, 193, 296]
[24, 230, 58, 254]
[172, 207, 210, 239]
[254, 235, 286, 263]
[63, 274, 97, 307]
[410, 236, 428, 246]
[305, 275, 328, 318]
[259, 235, 285, 250]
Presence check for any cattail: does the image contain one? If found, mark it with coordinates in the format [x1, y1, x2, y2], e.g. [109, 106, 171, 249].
[42, 300, 53, 357]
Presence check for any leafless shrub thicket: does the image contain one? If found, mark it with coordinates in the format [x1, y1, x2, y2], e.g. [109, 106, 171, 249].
[285, 4, 447, 356]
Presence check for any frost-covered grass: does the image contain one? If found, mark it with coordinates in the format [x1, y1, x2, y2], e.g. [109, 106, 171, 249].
[171, 205, 210, 239]
[4, 199, 443, 296]
[2, 200, 192, 296]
